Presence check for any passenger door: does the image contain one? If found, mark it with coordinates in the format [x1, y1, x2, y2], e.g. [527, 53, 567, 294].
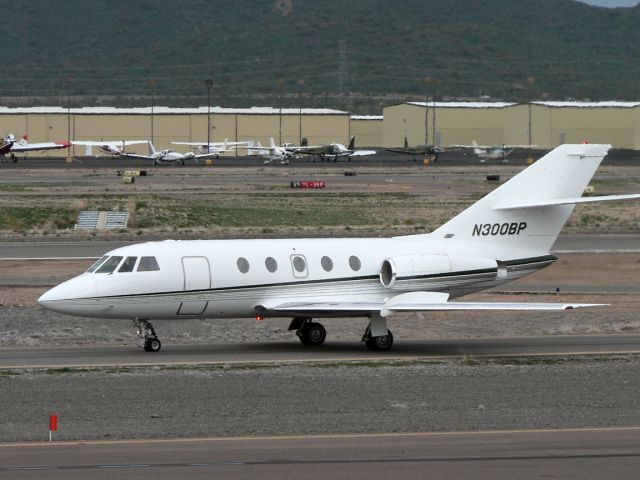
[178, 256, 211, 315]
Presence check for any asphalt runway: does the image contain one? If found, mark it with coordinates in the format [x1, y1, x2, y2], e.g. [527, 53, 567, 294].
[2, 428, 640, 480]
[1, 334, 639, 369]
[0, 234, 638, 260]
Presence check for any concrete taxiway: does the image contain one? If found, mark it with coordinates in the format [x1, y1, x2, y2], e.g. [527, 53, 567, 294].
[1, 335, 639, 369]
[2, 428, 640, 480]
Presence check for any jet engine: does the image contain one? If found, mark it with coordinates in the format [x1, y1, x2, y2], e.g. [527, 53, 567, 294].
[379, 254, 497, 290]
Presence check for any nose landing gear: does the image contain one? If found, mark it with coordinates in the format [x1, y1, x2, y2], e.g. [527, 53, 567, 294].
[134, 318, 162, 352]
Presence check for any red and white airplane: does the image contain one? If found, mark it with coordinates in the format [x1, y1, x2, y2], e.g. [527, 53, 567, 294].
[1, 134, 71, 162]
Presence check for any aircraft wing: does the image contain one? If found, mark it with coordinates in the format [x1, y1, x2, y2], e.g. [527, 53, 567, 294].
[193, 152, 225, 160]
[172, 141, 251, 147]
[11, 141, 71, 152]
[72, 140, 148, 147]
[119, 152, 155, 160]
[265, 292, 605, 317]
[292, 146, 325, 155]
[349, 149, 377, 156]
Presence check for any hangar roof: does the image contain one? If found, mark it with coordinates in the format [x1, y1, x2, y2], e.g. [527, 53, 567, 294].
[351, 115, 383, 120]
[402, 101, 516, 108]
[532, 101, 640, 108]
[0, 106, 349, 115]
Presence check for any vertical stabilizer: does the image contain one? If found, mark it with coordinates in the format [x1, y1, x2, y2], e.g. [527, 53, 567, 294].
[426, 144, 611, 256]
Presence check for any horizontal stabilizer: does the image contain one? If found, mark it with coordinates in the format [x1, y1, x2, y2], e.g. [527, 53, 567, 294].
[495, 194, 640, 210]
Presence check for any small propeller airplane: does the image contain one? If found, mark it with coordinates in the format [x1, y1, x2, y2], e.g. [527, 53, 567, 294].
[170, 139, 250, 157]
[71, 140, 150, 157]
[387, 137, 458, 161]
[1, 134, 71, 162]
[247, 138, 299, 164]
[453, 141, 538, 163]
[293, 135, 376, 162]
[38, 144, 640, 353]
[118, 141, 222, 165]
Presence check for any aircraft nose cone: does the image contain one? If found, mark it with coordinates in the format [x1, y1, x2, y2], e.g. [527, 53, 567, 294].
[37, 275, 96, 315]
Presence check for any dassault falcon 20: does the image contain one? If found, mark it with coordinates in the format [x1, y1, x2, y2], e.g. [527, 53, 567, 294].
[39, 144, 640, 352]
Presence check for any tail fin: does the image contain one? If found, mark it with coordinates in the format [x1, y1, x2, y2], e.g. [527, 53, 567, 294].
[347, 135, 355, 150]
[472, 140, 483, 155]
[148, 141, 156, 155]
[269, 137, 276, 148]
[404, 137, 409, 149]
[301, 137, 308, 147]
[427, 144, 612, 257]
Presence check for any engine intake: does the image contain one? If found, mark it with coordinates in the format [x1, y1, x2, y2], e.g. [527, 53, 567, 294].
[380, 254, 497, 289]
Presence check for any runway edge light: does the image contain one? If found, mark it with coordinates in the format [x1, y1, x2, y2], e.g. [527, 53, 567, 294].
[49, 413, 58, 442]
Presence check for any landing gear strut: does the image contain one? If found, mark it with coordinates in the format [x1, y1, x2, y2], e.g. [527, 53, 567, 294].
[134, 318, 161, 352]
[289, 317, 326, 346]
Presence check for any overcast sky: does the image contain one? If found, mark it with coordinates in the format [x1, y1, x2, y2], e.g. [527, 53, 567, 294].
[577, 0, 639, 6]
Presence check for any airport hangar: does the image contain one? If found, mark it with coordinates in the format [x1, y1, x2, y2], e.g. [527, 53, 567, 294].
[1, 101, 639, 157]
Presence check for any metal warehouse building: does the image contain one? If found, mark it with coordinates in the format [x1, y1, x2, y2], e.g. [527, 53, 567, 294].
[2, 102, 639, 157]
[0, 106, 351, 157]
[382, 101, 640, 150]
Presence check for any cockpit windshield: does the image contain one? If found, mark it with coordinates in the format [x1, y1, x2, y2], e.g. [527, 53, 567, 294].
[118, 256, 138, 273]
[95, 256, 123, 274]
[86, 255, 109, 273]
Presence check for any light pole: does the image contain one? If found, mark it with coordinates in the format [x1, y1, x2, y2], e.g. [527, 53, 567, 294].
[205, 79, 213, 149]
[423, 77, 430, 146]
[297, 78, 305, 145]
[148, 79, 157, 145]
[64, 76, 74, 144]
[277, 78, 285, 145]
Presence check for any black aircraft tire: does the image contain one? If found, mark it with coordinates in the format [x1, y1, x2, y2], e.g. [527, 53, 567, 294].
[299, 322, 326, 346]
[144, 338, 162, 352]
[365, 330, 394, 351]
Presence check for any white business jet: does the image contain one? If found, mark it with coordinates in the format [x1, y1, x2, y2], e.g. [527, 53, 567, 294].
[39, 144, 640, 352]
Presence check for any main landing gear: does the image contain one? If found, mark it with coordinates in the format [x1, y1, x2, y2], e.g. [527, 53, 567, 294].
[362, 314, 394, 351]
[134, 318, 162, 352]
[288, 315, 395, 351]
[289, 317, 327, 346]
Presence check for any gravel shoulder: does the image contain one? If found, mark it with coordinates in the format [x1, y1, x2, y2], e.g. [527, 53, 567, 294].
[2, 357, 639, 442]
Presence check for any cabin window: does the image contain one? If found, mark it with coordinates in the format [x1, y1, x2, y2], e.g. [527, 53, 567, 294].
[137, 256, 160, 272]
[293, 256, 306, 273]
[321, 256, 333, 272]
[96, 256, 123, 274]
[290, 254, 308, 278]
[237, 257, 250, 274]
[118, 256, 138, 273]
[349, 255, 361, 272]
[265, 257, 278, 273]
[87, 255, 109, 273]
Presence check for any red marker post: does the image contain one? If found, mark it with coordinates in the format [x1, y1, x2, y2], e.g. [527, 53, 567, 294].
[49, 414, 58, 442]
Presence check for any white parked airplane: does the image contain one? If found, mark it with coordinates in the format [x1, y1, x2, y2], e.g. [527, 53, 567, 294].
[120, 141, 221, 165]
[171, 139, 250, 157]
[453, 140, 538, 163]
[71, 140, 149, 157]
[248, 138, 298, 164]
[38, 144, 640, 352]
